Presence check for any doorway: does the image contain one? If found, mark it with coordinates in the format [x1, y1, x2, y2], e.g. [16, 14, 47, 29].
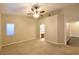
[40, 24, 45, 41]
[65, 23, 70, 45]
[65, 22, 79, 47]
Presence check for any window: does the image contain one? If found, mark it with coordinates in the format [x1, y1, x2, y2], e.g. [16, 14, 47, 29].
[6, 24, 15, 36]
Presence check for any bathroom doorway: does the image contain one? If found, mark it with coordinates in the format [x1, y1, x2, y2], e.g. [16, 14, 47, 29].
[40, 24, 45, 41]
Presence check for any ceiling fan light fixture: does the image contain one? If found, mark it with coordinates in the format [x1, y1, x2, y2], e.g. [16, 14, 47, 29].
[28, 3, 45, 18]
[33, 13, 39, 18]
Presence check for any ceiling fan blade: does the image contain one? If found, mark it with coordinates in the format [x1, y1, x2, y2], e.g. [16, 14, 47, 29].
[31, 8, 34, 11]
[40, 11, 45, 13]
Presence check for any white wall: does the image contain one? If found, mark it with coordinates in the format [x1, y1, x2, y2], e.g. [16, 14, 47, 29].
[62, 5, 79, 22]
[38, 13, 65, 44]
[70, 22, 79, 37]
[45, 15, 58, 43]
[57, 13, 65, 43]
[1, 14, 37, 46]
[0, 14, 1, 50]
[65, 23, 70, 42]
[62, 5, 79, 42]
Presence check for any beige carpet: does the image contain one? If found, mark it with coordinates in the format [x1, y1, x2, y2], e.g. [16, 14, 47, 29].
[0, 39, 79, 55]
[67, 37, 79, 47]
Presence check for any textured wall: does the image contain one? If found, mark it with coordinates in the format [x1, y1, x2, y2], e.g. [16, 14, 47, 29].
[1, 14, 37, 46]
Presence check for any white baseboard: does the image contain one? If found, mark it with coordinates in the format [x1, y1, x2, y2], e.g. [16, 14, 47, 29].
[71, 36, 79, 38]
[46, 40, 66, 45]
[2, 39, 35, 47]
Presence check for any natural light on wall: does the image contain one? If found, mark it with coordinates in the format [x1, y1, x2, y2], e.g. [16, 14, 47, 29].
[74, 21, 79, 26]
[69, 21, 79, 37]
[40, 24, 45, 33]
[66, 23, 70, 27]
[6, 24, 15, 36]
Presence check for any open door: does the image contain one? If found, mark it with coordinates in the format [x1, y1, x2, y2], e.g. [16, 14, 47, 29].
[40, 24, 45, 41]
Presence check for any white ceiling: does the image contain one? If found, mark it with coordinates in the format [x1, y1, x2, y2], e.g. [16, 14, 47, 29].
[0, 3, 78, 15]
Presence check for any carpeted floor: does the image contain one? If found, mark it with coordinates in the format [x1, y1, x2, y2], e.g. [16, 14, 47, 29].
[67, 37, 79, 47]
[0, 39, 79, 55]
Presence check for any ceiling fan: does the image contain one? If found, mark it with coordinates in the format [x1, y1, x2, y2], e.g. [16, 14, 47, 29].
[27, 3, 45, 18]
[31, 4, 45, 13]
[10, 3, 50, 18]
